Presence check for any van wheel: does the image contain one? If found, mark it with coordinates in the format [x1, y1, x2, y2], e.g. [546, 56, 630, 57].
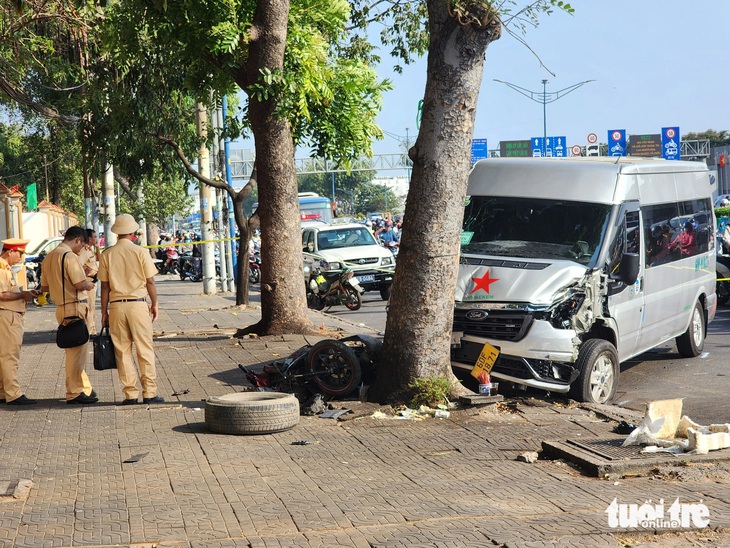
[569, 339, 619, 404]
[676, 301, 705, 357]
[205, 392, 299, 435]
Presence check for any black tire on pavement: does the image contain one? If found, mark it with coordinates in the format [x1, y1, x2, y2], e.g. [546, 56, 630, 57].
[205, 392, 300, 435]
[308, 339, 362, 396]
[379, 284, 391, 301]
[676, 300, 705, 358]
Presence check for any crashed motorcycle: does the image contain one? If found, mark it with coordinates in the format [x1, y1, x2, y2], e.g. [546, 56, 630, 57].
[306, 264, 363, 311]
[240, 334, 382, 401]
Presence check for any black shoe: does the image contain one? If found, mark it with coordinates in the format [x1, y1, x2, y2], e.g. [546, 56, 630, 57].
[0, 399, 5, 404]
[121, 399, 139, 405]
[67, 393, 99, 405]
[143, 396, 165, 404]
[89, 389, 98, 398]
[7, 395, 37, 405]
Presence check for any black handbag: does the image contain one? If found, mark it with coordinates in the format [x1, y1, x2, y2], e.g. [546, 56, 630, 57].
[92, 326, 117, 370]
[56, 252, 90, 349]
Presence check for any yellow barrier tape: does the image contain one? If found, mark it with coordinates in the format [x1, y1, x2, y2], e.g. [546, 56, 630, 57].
[144, 237, 239, 249]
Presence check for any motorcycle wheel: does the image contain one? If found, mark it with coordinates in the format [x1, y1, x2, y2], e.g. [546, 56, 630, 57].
[180, 271, 187, 281]
[717, 277, 730, 306]
[379, 284, 392, 301]
[249, 267, 260, 284]
[344, 287, 362, 311]
[307, 340, 362, 396]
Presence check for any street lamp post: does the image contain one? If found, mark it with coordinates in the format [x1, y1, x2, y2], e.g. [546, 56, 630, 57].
[493, 78, 595, 157]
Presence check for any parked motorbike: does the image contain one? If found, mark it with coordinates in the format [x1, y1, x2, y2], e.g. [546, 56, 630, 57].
[240, 334, 382, 401]
[25, 260, 40, 289]
[306, 263, 363, 311]
[249, 253, 261, 284]
[156, 246, 179, 275]
[179, 252, 202, 282]
[717, 252, 730, 306]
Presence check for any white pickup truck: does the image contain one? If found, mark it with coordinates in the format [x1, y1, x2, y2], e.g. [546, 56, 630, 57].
[302, 222, 395, 300]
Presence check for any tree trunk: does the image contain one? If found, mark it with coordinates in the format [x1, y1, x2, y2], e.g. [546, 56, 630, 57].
[243, 0, 315, 334]
[369, 2, 501, 403]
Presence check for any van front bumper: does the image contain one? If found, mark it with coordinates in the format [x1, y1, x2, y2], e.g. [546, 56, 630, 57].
[450, 319, 580, 391]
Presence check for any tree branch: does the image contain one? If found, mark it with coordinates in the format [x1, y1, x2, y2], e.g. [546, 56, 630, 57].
[112, 167, 137, 201]
[0, 72, 80, 124]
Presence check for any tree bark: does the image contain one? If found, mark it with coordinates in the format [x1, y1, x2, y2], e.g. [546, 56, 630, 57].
[241, 0, 316, 335]
[370, 1, 501, 403]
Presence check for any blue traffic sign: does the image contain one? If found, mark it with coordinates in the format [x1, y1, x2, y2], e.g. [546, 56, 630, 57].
[471, 138, 488, 166]
[661, 126, 680, 160]
[531, 136, 567, 157]
[608, 129, 627, 156]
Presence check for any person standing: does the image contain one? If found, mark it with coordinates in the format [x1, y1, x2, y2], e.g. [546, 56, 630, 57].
[77, 229, 100, 334]
[0, 239, 41, 405]
[41, 226, 98, 404]
[98, 214, 163, 405]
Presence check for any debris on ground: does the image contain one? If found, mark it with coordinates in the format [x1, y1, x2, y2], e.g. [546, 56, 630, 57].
[620, 398, 730, 455]
[517, 451, 539, 463]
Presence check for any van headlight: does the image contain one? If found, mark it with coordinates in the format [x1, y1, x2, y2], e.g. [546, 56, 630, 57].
[321, 261, 341, 271]
[548, 294, 586, 329]
[381, 257, 393, 266]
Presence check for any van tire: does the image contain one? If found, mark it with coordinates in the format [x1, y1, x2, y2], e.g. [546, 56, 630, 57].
[676, 301, 705, 358]
[205, 392, 300, 435]
[380, 284, 391, 301]
[570, 339, 619, 404]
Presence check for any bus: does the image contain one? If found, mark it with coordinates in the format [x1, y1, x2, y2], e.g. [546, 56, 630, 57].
[252, 193, 333, 224]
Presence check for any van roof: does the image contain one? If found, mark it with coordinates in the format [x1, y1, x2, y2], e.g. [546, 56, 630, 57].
[468, 157, 710, 205]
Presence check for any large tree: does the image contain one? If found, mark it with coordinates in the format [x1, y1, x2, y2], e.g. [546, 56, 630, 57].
[102, 0, 389, 332]
[368, 0, 574, 402]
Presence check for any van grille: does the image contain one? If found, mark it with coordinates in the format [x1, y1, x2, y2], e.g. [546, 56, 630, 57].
[453, 309, 533, 342]
[342, 257, 380, 266]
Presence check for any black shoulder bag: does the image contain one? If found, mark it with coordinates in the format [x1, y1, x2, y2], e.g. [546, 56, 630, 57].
[56, 252, 90, 349]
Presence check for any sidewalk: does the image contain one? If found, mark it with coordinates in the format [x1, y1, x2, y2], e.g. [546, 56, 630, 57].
[2, 276, 730, 547]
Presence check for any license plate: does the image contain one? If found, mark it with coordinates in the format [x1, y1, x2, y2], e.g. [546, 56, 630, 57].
[357, 275, 375, 283]
[470, 342, 500, 380]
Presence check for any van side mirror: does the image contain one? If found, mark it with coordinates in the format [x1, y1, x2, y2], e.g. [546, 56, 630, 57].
[619, 252, 640, 285]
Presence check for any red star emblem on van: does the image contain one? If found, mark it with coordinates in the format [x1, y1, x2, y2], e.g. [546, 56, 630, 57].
[471, 270, 499, 294]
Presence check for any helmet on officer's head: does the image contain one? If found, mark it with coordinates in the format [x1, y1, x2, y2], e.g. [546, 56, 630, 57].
[651, 225, 662, 238]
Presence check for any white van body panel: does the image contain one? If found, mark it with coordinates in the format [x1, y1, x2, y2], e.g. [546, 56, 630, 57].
[452, 157, 717, 400]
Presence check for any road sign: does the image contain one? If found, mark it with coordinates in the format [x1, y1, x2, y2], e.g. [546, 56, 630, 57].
[499, 140, 531, 157]
[661, 126, 680, 160]
[608, 129, 627, 157]
[587, 133, 598, 144]
[471, 138, 489, 166]
[628, 134, 661, 157]
[533, 136, 567, 158]
[571, 145, 582, 156]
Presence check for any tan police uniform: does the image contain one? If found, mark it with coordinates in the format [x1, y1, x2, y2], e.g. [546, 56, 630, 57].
[0, 254, 27, 402]
[41, 242, 94, 400]
[77, 244, 99, 334]
[98, 238, 159, 400]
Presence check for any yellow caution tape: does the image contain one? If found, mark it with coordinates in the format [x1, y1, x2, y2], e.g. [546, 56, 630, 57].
[144, 237, 239, 249]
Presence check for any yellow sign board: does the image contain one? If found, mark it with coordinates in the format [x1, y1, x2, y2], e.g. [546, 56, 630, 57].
[470, 342, 500, 379]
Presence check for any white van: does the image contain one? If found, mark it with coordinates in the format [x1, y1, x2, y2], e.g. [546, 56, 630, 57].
[451, 157, 717, 403]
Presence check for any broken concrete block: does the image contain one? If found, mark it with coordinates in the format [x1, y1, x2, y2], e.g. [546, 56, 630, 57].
[676, 415, 701, 438]
[646, 398, 683, 439]
[517, 451, 539, 463]
[686, 427, 730, 455]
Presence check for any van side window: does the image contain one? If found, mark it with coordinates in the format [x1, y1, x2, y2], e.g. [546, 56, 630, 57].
[607, 210, 640, 279]
[642, 199, 713, 266]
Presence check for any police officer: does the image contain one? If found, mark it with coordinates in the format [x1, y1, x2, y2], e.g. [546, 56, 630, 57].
[41, 226, 98, 404]
[0, 238, 41, 405]
[77, 229, 100, 334]
[98, 214, 163, 405]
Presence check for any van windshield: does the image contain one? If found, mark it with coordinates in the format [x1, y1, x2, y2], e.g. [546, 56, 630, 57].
[461, 196, 612, 265]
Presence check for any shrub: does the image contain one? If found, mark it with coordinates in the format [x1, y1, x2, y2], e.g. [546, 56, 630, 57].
[409, 376, 453, 408]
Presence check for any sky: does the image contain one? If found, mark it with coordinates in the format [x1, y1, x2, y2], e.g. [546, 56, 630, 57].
[232, 1, 730, 175]
[369, 0, 730, 158]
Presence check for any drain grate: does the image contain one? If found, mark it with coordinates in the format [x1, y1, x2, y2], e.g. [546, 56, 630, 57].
[565, 437, 665, 461]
